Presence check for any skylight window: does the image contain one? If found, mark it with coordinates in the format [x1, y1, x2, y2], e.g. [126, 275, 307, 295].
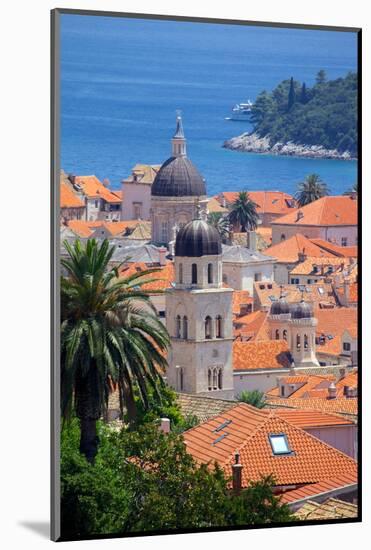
[269, 434, 292, 455]
[269, 295, 277, 302]
[318, 287, 325, 295]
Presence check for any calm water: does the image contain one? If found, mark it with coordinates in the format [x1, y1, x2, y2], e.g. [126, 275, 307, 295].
[60, 15, 358, 196]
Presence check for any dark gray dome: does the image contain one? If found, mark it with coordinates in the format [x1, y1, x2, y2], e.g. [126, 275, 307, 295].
[151, 156, 206, 197]
[175, 219, 222, 257]
[291, 301, 313, 319]
[270, 299, 290, 316]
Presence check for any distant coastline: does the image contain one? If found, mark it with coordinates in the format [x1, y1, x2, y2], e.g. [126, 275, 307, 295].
[223, 132, 357, 161]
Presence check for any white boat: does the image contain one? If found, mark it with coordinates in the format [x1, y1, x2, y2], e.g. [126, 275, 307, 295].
[225, 99, 253, 121]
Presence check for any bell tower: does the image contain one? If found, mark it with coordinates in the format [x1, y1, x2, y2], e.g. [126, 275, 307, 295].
[171, 110, 187, 157]
[165, 214, 234, 399]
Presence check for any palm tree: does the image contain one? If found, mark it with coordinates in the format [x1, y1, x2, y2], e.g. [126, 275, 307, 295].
[207, 212, 230, 242]
[228, 191, 259, 232]
[61, 238, 170, 463]
[295, 174, 329, 207]
[238, 390, 266, 409]
[344, 181, 358, 196]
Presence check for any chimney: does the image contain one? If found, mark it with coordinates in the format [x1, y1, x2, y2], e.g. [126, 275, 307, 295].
[247, 231, 257, 251]
[160, 418, 171, 434]
[232, 452, 243, 495]
[343, 385, 350, 397]
[328, 382, 337, 399]
[298, 249, 307, 263]
[346, 387, 357, 399]
[158, 246, 167, 266]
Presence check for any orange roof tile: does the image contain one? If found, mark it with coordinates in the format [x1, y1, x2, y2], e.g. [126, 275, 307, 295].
[184, 403, 357, 490]
[266, 374, 336, 399]
[123, 164, 161, 185]
[272, 196, 358, 227]
[272, 409, 353, 428]
[233, 340, 291, 371]
[207, 197, 228, 213]
[263, 234, 337, 263]
[310, 239, 358, 258]
[232, 290, 253, 315]
[290, 256, 352, 276]
[233, 310, 269, 341]
[120, 261, 175, 292]
[67, 219, 147, 238]
[266, 396, 358, 418]
[75, 175, 122, 203]
[280, 473, 357, 504]
[316, 308, 357, 356]
[254, 281, 337, 310]
[217, 191, 297, 216]
[60, 182, 85, 209]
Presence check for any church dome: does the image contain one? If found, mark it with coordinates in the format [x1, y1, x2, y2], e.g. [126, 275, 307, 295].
[291, 300, 313, 319]
[151, 156, 206, 197]
[270, 298, 290, 316]
[175, 218, 222, 257]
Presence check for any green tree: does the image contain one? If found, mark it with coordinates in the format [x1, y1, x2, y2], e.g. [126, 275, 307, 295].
[207, 212, 230, 242]
[287, 76, 296, 110]
[228, 191, 259, 232]
[238, 390, 266, 409]
[300, 82, 307, 104]
[316, 69, 327, 85]
[61, 420, 294, 538]
[344, 181, 358, 196]
[295, 174, 329, 207]
[61, 239, 170, 463]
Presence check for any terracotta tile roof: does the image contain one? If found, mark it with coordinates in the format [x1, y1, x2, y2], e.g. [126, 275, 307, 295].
[272, 196, 358, 227]
[233, 310, 269, 341]
[184, 403, 357, 490]
[272, 409, 353, 428]
[233, 340, 292, 372]
[123, 164, 161, 185]
[266, 396, 358, 419]
[207, 196, 228, 214]
[232, 290, 253, 315]
[266, 374, 336, 399]
[336, 281, 358, 303]
[60, 182, 85, 209]
[316, 308, 357, 356]
[254, 281, 337, 310]
[176, 393, 236, 423]
[290, 256, 352, 276]
[280, 473, 357, 504]
[263, 234, 336, 263]
[67, 220, 149, 238]
[120, 261, 175, 292]
[256, 226, 272, 247]
[310, 239, 358, 258]
[295, 497, 358, 519]
[111, 189, 123, 200]
[75, 175, 122, 203]
[217, 191, 297, 216]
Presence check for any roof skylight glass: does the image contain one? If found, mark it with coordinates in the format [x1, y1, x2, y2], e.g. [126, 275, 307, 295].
[269, 434, 292, 455]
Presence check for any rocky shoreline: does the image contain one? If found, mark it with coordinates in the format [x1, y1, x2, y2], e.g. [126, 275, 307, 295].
[223, 132, 356, 161]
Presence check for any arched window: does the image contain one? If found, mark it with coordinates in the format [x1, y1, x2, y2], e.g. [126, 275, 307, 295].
[208, 263, 213, 284]
[179, 262, 183, 284]
[283, 329, 287, 341]
[205, 316, 212, 339]
[304, 334, 309, 349]
[176, 315, 181, 338]
[179, 367, 184, 391]
[281, 234, 286, 241]
[191, 263, 197, 284]
[218, 369, 223, 390]
[296, 334, 301, 349]
[183, 316, 188, 339]
[208, 369, 212, 391]
[275, 329, 280, 340]
[212, 368, 218, 390]
[216, 315, 222, 338]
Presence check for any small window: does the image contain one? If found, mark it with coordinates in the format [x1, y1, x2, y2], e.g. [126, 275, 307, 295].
[341, 237, 348, 247]
[343, 342, 351, 351]
[191, 263, 197, 284]
[218, 369, 223, 390]
[281, 234, 286, 241]
[183, 316, 188, 339]
[283, 329, 287, 341]
[275, 329, 280, 340]
[179, 367, 184, 391]
[208, 263, 213, 284]
[296, 334, 301, 349]
[254, 272, 262, 282]
[176, 315, 181, 338]
[178, 262, 183, 284]
[304, 334, 309, 349]
[205, 316, 212, 339]
[269, 434, 292, 455]
[216, 315, 222, 338]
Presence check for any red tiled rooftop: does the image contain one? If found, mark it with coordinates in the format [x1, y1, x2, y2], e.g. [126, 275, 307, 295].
[75, 175, 122, 203]
[217, 191, 297, 216]
[60, 182, 85, 209]
[272, 196, 358, 227]
[263, 234, 336, 263]
[233, 340, 291, 372]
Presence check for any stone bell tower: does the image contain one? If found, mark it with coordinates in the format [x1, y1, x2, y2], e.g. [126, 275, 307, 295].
[165, 211, 234, 399]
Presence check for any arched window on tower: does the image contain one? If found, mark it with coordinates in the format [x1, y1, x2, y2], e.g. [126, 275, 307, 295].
[208, 263, 213, 284]
[304, 334, 309, 349]
[176, 315, 181, 338]
[296, 334, 301, 349]
[179, 367, 184, 391]
[275, 329, 280, 340]
[218, 368, 223, 390]
[183, 316, 188, 339]
[205, 316, 212, 339]
[208, 368, 212, 391]
[179, 262, 183, 284]
[283, 329, 287, 341]
[216, 315, 222, 338]
[191, 263, 197, 284]
[212, 368, 218, 390]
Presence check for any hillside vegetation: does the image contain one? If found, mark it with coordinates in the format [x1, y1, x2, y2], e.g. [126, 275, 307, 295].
[250, 71, 357, 156]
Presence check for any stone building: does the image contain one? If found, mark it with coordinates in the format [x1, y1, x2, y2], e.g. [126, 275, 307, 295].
[165, 213, 234, 399]
[150, 114, 208, 245]
[121, 164, 160, 220]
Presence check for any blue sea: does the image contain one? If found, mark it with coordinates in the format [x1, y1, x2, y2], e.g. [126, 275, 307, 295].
[60, 15, 358, 197]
